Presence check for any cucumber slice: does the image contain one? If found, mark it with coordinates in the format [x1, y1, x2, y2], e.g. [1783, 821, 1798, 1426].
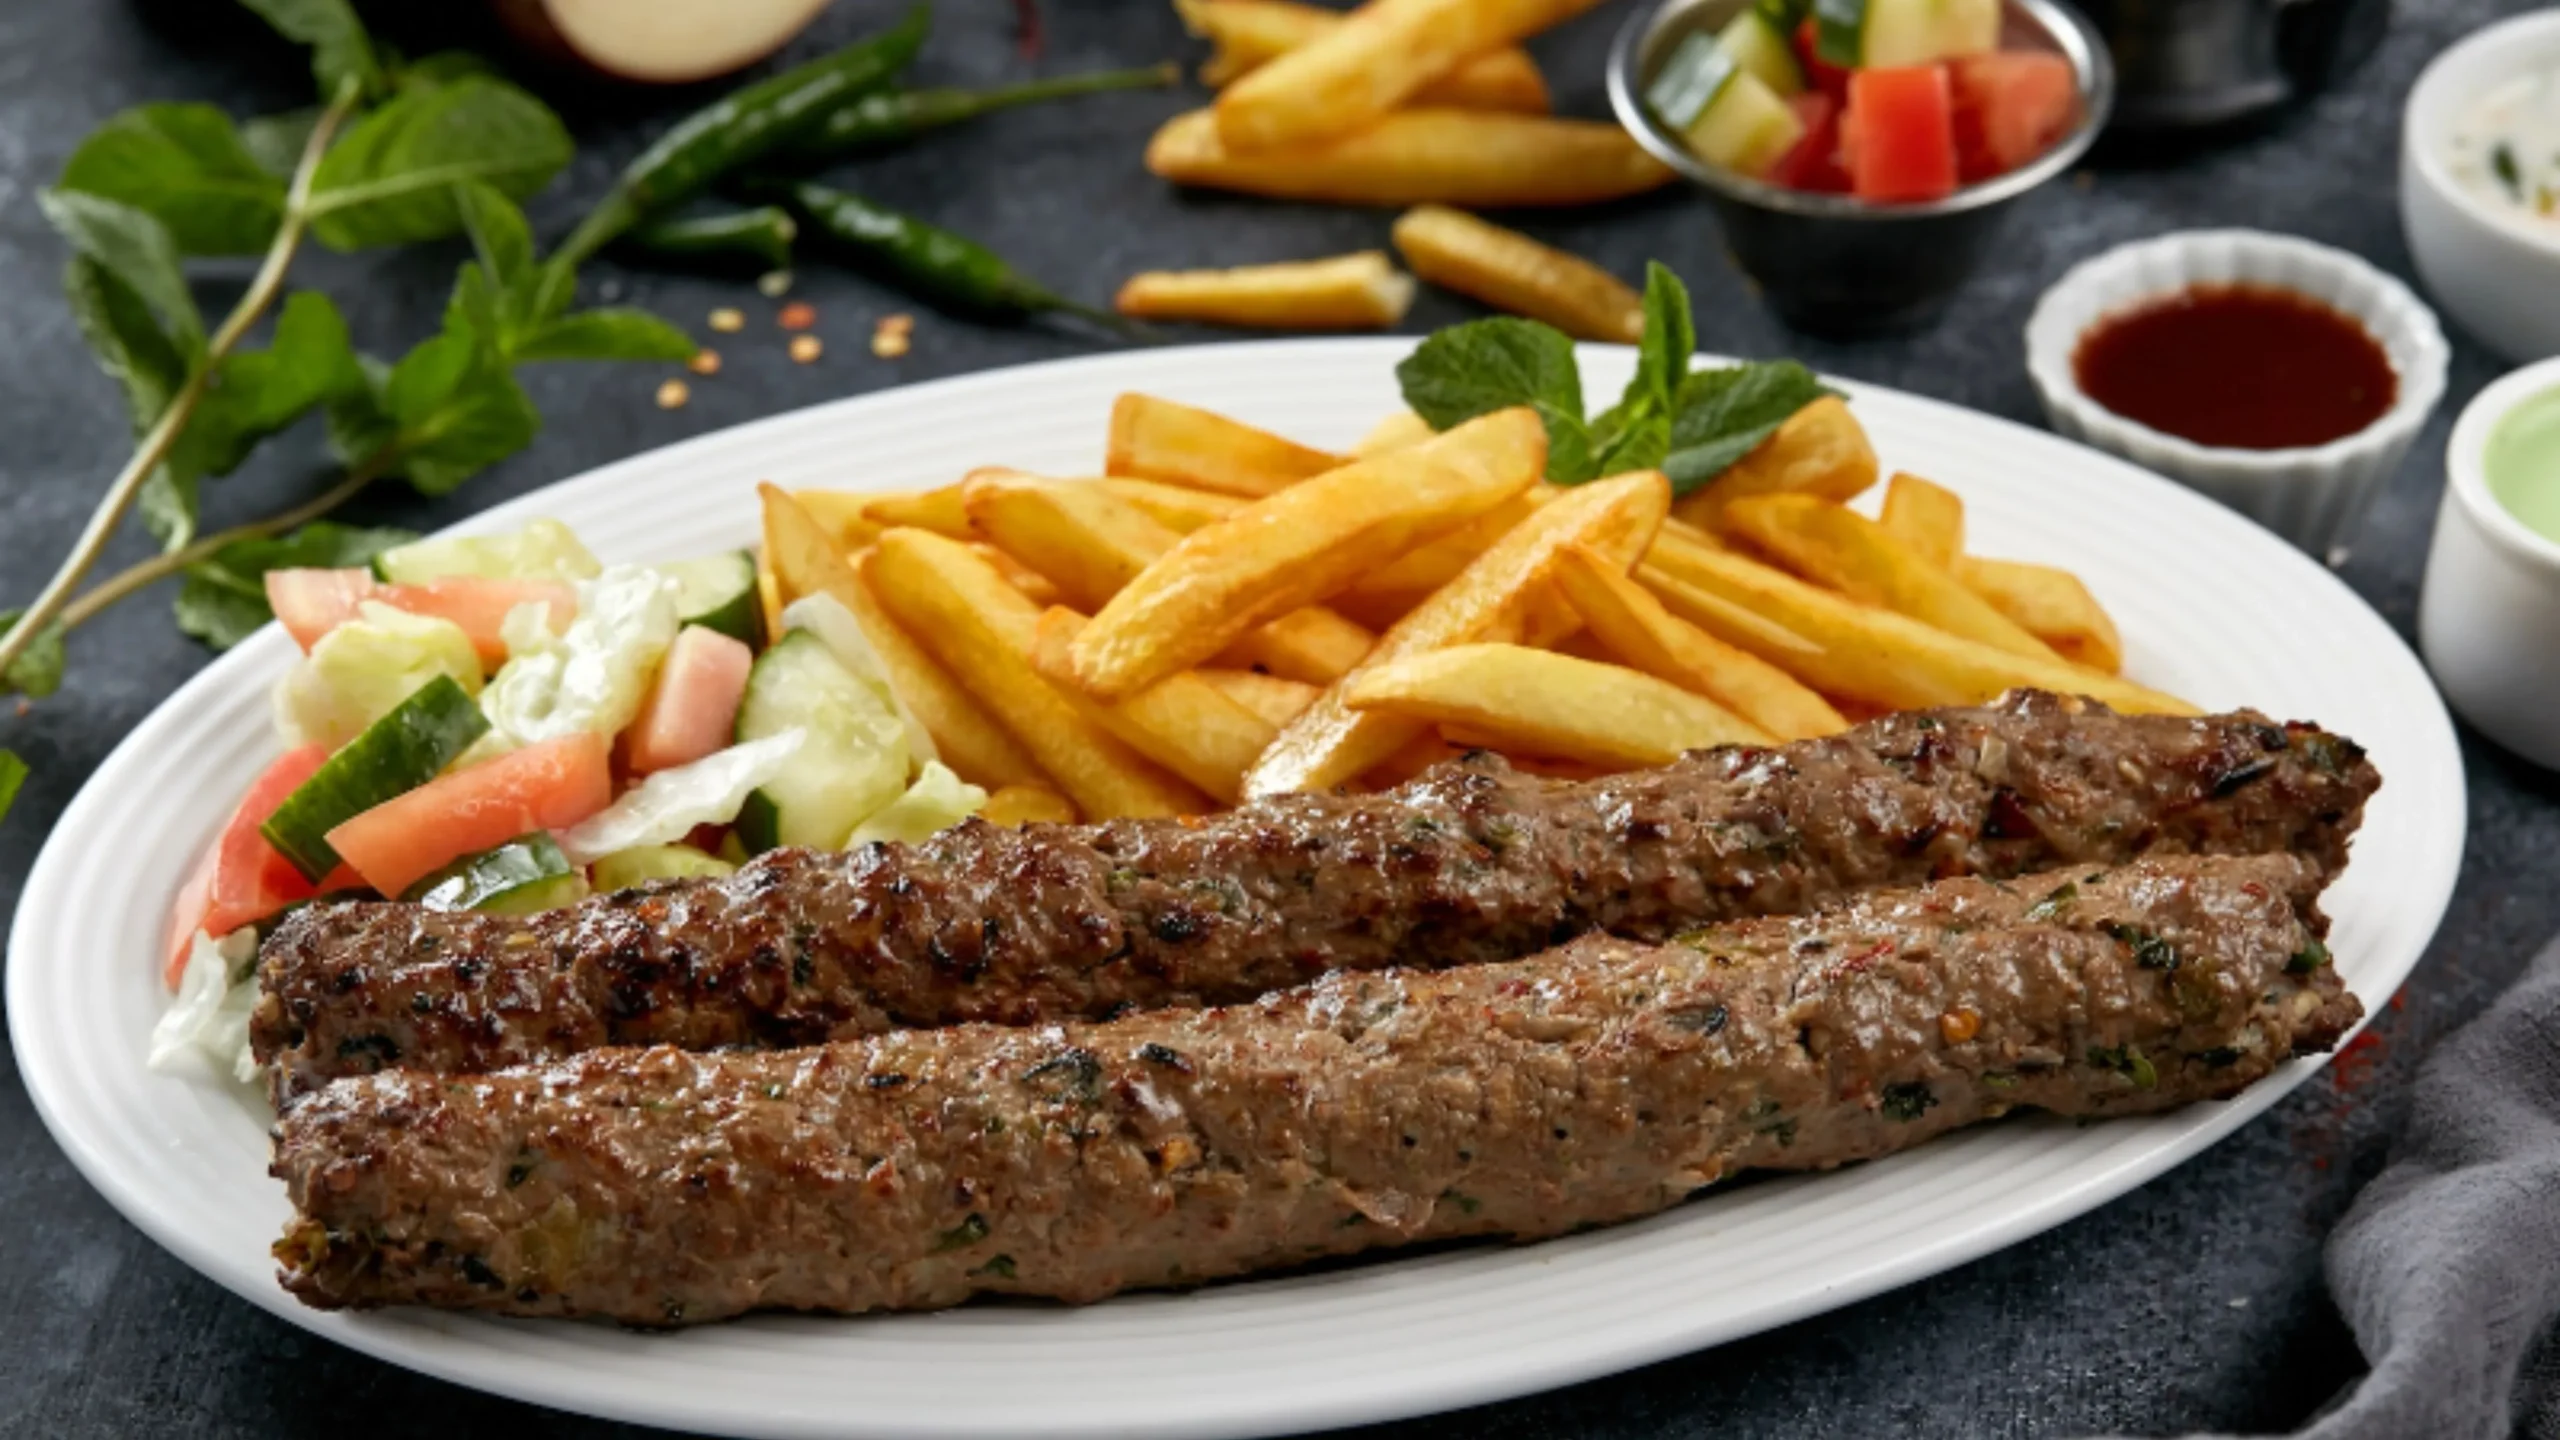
[259, 675, 490, 881]
[779, 593, 939, 767]
[1645, 31, 1739, 134]
[1684, 64, 1804, 178]
[1814, 0, 1997, 66]
[1718, 11, 1803, 97]
[591, 844, 736, 892]
[1811, 0, 1866, 66]
[374, 519, 601, 585]
[655, 551, 760, 644]
[732, 630, 909, 852]
[406, 833, 586, 914]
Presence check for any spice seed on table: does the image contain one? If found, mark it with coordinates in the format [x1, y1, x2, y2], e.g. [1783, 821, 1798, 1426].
[790, 335, 824, 363]
[708, 307, 746, 333]
[779, 301, 818, 331]
[687, 350, 722, 376]
[655, 378, 691, 409]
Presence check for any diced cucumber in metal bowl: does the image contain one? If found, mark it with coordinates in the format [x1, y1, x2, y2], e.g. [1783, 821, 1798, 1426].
[1812, 0, 1999, 67]
[1645, 29, 1804, 178]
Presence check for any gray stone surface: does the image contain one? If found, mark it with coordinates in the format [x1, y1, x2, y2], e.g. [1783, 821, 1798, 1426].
[0, 1, 2550, 1435]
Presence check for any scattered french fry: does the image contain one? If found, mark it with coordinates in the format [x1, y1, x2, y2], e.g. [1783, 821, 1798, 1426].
[1212, 0, 1608, 153]
[1672, 395, 1879, 531]
[1175, 0, 1551, 113]
[864, 484, 979, 541]
[1554, 544, 1846, 740]
[1391, 206, 1644, 343]
[1147, 108, 1677, 210]
[1106, 392, 1348, 498]
[758, 485, 1048, 790]
[1355, 410, 1436, 456]
[1098, 476, 1248, 532]
[1117, 252, 1418, 331]
[1029, 609, 1276, 804]
[1334, 485, 1554, 627]
[1878, 472, 1964, 569]
[1346, 643, 1770, 766]
[1723, 495, 2064, 663]
[962, 471, 1377, 684]
[1247, 469, 1669, 796]
[1073, 407, 1548, 699]
[1636, 539, 2193, 715]
[867, 529, 1210, 819]
[978, 784, 1079, 827]
[1957, 557, 2126, 674]
[1195, 667, 1321, 728]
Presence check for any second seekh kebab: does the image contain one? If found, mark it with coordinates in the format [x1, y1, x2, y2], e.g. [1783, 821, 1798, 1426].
[271, 851, 2355, 1322]
[252, 691, 2377, 1101]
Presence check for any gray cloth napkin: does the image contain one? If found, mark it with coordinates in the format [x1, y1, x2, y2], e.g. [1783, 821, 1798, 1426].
[2128, 934, 2560, 1440]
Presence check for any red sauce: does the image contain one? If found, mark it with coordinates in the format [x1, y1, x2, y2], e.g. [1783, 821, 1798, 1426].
[2071, 284, 2397, 450]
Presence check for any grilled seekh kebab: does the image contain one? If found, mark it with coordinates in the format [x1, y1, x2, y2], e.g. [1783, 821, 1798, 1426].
[252, 691, 2375, 1101]
[273, 851, 2355, 1322]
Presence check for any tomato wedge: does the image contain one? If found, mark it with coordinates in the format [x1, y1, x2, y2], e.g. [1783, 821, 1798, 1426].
[1842, 65, 1958, 203]
[264, 568, 574, 666]
[626, 625, 755, 774]
[267, 569, 380, 652]
[163, 745, 330, 988]
[326, 732, 614, 898]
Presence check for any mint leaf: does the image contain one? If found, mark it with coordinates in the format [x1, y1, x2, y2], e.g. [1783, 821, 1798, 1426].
[1396, 317, 1592, 483]
[1628, 262, 1695, 418]
[175, 519, 416, 650]
[64, 254, 189, 432]
[57, 104, 286, 256]
[326, 352, 399, 467]
[170, 290, 363, 483]
[395, 52, 498, 91]
[378, 333, 542, 495]
[511, 309, 698, 364]
[240, 107, 323, 177]
[0, 751, 25, 826]
[235, 0, 384, 100]
[40, 190, 203, 354]
[1592, 407, 1670, 479]
[1662, 361, 1834, 495]
[0, 609, 67, 699]
[140, 469, 202, 550]
[306, 76, 572, 251]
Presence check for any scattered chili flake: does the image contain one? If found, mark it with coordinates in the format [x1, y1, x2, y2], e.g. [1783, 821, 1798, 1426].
[788, 334, 824, 364]
[687, 349, 722, 376]
[707, 307, 745, 333]
[778, 301, 818, 332]
[757, 270, 794, 298]
[655, 378, 691, 410]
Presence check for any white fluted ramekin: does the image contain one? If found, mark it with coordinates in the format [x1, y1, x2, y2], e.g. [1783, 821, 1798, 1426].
[2024, 229, 2449, 563]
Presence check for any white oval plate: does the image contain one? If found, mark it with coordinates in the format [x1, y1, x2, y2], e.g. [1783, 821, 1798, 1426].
[10, 340, 2464, 1440]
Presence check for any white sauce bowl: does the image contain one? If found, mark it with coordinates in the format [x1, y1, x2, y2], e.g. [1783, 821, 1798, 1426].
[2402, 9, 2560, 362]
[2419, 355, 2560, 770]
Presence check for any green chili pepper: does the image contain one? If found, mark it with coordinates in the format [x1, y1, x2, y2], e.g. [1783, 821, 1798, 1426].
[621, 207, 799, 272]
[779, 63, 1178, 162]
[776, 181, 1129, 333]
[552, 5, 928, 271]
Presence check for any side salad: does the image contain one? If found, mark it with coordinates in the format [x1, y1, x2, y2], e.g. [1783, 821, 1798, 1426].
[151, 519, 984, 1081]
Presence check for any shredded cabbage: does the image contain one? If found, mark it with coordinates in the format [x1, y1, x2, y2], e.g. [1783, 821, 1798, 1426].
[272, 601, 481, 750]
[780, 593, 939, 770]
[148, 928, 261, 1085]
[846, 761, 988, 847]
[478, 564, 680, 754]
[556, 730, 807, 864]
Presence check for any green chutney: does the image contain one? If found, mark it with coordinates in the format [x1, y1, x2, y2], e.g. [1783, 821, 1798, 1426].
[2488, 386, 2560, 543]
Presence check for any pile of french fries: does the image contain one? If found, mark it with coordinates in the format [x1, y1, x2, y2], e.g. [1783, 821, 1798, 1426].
[760, 388, 2186, 826]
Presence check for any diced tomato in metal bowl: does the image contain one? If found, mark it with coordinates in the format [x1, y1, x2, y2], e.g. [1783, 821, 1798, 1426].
[1949, 52, 2079, 183]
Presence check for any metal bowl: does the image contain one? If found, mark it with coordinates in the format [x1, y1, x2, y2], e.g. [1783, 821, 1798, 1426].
[1606, 0, 2115, 334]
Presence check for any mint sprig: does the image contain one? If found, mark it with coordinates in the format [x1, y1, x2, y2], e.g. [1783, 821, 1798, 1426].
[1396, 261, 1832, 495]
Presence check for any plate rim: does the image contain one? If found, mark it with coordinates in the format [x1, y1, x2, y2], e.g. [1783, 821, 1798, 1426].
[8, 337, 2468, 1440]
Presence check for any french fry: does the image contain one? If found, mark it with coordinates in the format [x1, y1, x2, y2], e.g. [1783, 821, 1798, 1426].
[1877, 472, 1964, 569]
[1195, 667, 1321, 727]
[1554, 544, 1846, 740]
[1029, 609, 1276, 804]
[864, 484, 979, 541]
[1247, 469, 1670, 796]
[1073, 408, 1548, 699]
[755, 558, 786, 645]
[1116, 252, 1417, 331]
[1346, 643, 1770, 766]
[1106, 392, 1348, 498]
[972, 543, 1062, 606]
[790, 489, 899, 552]
[867, 530, 1210, 819]
[1147, 108, 1677, 209]
[1391, 205, 1644, 343]
[1175, 0, 1551, 113]
[1671, 395, 1879, 531]
[1355, 410, 1436, 455]
[978, 784, 1079, 827]
[1637, 540, 2194, 716]
[1098, 476, 1247, 532]
[962, 471, 1378, 683]
[1333, 485, 1554, 626]
[1723, 495, 2064, 663]
[757, 485, 1049, 790]
[1956, 557, 2126, 675]
[1212, 0, 1608, 153]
